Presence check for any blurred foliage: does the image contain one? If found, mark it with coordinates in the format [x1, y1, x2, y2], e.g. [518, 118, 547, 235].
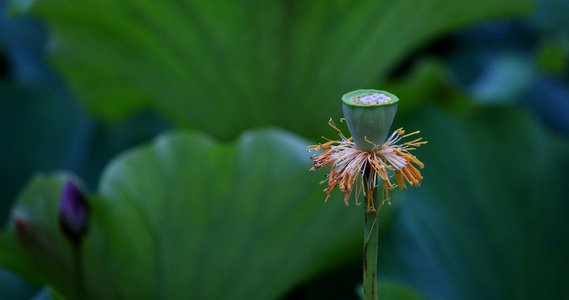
[0, 131, 365, 299]
[536, 38, 568, 74]
[3, 0, 569, 299]
[0, 82, 76, 222]
[9, 0, 531, 140]
[382, 107, 569, 300]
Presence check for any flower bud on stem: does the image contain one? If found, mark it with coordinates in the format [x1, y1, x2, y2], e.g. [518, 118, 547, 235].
[59, 178, 90, 299]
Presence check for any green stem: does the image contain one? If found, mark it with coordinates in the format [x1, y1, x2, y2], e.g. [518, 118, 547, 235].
[363, 186, 380, 300]
[73, 241, 85, 299]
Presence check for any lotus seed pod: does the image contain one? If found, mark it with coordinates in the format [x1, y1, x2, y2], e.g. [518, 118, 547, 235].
[342, 89, 399, 151]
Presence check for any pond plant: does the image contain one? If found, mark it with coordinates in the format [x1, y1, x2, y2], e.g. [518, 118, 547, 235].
[308, 89, 426, 300]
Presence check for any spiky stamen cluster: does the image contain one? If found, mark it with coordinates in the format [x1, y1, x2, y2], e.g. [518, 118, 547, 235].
[308, 119, 426, 212]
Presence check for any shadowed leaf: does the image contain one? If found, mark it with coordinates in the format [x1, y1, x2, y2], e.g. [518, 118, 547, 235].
[9, 0, 531, 139]
[0, 129, 365, 300]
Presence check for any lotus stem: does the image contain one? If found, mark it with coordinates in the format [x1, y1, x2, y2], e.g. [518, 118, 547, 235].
[363, 183, 380, 300]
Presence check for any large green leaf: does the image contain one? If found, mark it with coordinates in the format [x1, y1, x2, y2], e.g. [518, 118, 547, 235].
[10, 0, 531, 139]
[380, 108, 569, 299]
[0, 129, 365, 300]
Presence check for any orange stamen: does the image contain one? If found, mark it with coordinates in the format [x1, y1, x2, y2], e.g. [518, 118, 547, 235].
[407, 164, 423, 182]
[395, 171, 407, 190]
[402, 167, 419, 186]
[367, 189, 375, 211]
[402, 130, 420, 138]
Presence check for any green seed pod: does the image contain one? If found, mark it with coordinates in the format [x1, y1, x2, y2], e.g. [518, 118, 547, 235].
[342, 89, 399, 151]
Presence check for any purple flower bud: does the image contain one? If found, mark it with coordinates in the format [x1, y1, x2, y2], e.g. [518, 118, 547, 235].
[59, 179, 90, 243]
